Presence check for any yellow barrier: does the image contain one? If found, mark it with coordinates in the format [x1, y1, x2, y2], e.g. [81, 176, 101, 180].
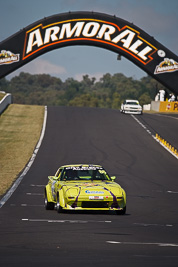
[159, 101, 178, 112]
[155, 134, 178, 157]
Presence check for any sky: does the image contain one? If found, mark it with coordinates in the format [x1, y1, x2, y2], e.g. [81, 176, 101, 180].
[0, 0, 177, 81]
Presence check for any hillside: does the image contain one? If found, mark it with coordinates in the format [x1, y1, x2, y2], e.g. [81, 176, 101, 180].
[0, 72, 169, 108]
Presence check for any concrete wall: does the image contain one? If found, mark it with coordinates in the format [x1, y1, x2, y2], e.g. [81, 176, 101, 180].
[143, 104, 151, 111]
[0, 93, 12, 114]
[151, 101, 160, 112]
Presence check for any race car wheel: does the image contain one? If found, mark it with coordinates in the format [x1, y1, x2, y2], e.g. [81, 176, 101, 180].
[56, 194, 63, 213]
[45, 190, 54, 210]
[116, 206, 126, 215]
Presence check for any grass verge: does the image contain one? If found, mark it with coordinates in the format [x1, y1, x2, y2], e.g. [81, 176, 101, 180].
[0, 92, 6, 101]
[0, 104, 44, 197]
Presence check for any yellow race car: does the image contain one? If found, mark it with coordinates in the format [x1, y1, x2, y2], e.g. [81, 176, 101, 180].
[44, 164, 126, 215]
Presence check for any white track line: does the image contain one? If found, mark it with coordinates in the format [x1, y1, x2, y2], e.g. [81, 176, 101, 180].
[22, 218, 112, 223]
[167, 190, 178, 194]
[26, 193, 43, 195]
[0, 106, 47, 208]
[134, 223, 173, 227]
[30, 184, 45, 187]
[131, 115, 154, 138]
[107, 241, 178, 247]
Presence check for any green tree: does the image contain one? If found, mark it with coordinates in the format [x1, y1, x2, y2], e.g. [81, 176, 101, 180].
[3, 71, 170, 108]
[112, 92, 121, 109]
[139, 93, 152, 106]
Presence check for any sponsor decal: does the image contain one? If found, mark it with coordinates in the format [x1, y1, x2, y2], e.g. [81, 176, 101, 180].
[154, 58, 178, 74]
[23, 19, 157, 64]
[0, 50, 20, 65]
[159, 102, 178, 112]
[85, 190, 104, 194]
[89, 196, 104, 200]
[166, 103, 171, 111]
[66, 166, 102, 170]
[173, 103, 178, 111]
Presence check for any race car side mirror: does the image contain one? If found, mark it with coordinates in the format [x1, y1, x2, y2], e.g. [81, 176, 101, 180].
[111, 176, 116, 181]
[48, 176, 58, 181]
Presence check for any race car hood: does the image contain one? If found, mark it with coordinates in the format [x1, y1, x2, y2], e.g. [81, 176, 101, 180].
[125, 104, 142, 109]
[62, 180, 123, 198]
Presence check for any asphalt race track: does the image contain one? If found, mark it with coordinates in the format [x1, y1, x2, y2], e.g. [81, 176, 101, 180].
[0, 107, 178, 267]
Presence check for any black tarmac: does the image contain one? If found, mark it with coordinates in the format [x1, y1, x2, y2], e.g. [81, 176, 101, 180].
[0, 107, 178, 267]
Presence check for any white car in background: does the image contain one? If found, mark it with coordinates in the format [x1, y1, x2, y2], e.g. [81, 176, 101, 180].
[120, 100, 142, 115]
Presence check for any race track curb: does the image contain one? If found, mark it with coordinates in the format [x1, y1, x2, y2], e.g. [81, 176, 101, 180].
[155, 134, 178, 160]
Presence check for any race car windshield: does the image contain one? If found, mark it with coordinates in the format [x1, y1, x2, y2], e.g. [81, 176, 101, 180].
[61, 168, 111, 181]
[126, 101, 138, 105]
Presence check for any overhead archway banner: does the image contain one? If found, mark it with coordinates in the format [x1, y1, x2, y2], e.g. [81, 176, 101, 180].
[0, 11, 178, 94]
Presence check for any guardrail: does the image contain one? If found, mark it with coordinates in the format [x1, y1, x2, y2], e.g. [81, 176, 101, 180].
[0, 93, 12, 115]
